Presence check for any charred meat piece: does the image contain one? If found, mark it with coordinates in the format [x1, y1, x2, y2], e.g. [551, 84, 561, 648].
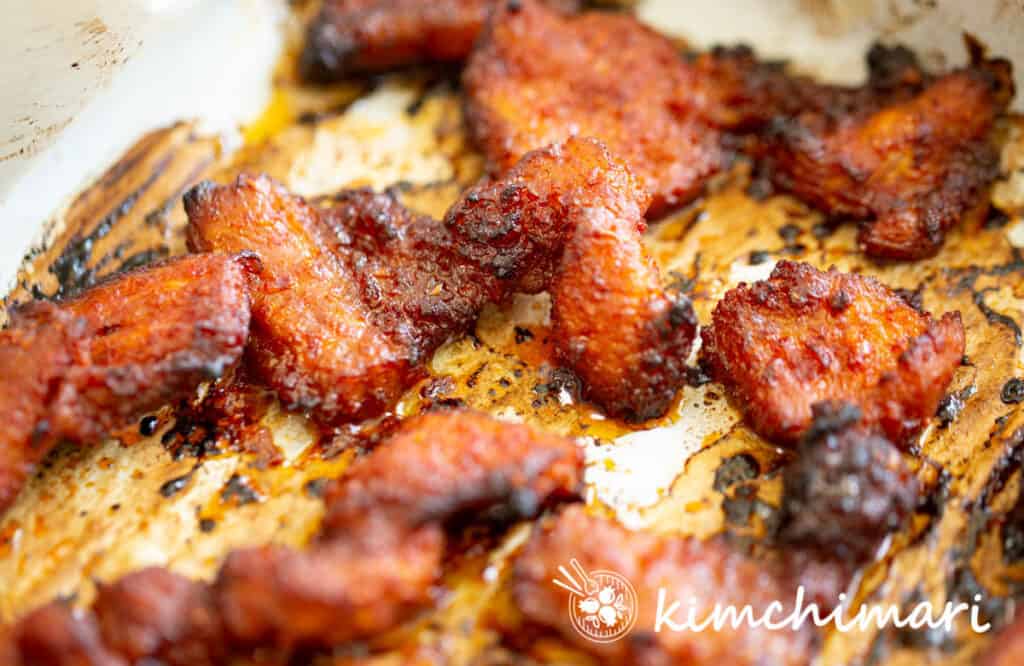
[299, 0, 579, 82]
[93, 568, 226, 666]
[186, 175, 497, 424]
[447, 137, 698, 420]
[318, 188, 501, 358]
[3, 603, 126, 666]
[761, 42, 1014, 259]
[3, 410, 582, 662]
[511, 505, 815, 665]
[777, 402, 921, 563]
[55, 253, 253, 441]
[190, 138, 696, 423]
[319, 408, 583, 539]
[464, 0, 726, 217]
[222, 410, 583, 647]
[0, 305, 86, 511]
[0, 253, 252, 512]
[215, 529, 444, 649]
[701, 261, 964, 446]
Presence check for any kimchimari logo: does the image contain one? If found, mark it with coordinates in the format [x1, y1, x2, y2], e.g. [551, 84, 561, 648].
[551, 564, 993, 644]
[553, 559, 638, 643]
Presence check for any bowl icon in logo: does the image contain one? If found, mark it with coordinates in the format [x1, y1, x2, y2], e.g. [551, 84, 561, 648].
[553, 559, 638, 643]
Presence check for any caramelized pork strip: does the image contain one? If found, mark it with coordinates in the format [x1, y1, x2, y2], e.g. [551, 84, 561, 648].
[3, 411, 583, 661]
[463, 0, 800, 217]
[465, 0, 719, 217]
[701, 261, 964, 446]
[299, 0, 579, 82]
[215, 528, 444, 650]
[319, 409, 583, 539]
[447, 137, 698, 420]
[511, 505, 816, 666]
[0, 253, 252, 512]
[93, 568, 226, 666]
[56, 253, 253, 440]
[761, 43, 1013, 260]
[221, 410, 583, 647]
[0, 305, 85, 511]
[190, 137, 696, 422]
[777, 402, 921, 563]
[186, 176, 498, 424]
[4, 604, 126, 666]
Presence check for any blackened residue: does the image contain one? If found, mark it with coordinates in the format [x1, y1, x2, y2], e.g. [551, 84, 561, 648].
[974, 287, 1022, 346]
[138, 415, 159, 437]
[48, 154, 172, 299]
[466, 363, 488, 389]
[745, 175, 774, 201]
[777, 223, 802, 243]
[161, 416, 220, 461]
[945, 567, 1005, 631]
[532, 367, 582, 405]
[715, 454, 781, 537]
[974, 425, 1024, 510]
[666, 270, 696, 296]
[159, 469, 195, 498]
[1001, 378, 1024, 404]
[419, 375, 464, 410]
[304, 478, 329, 498]
[684, 364, 711, 387]
[916, 465, 952, 519]
[894, 285, 925, 313]
[713, 453, 760, 493]
[984, 207, 1011, 229]
[811, 222, 835, 240]
[115, 246, 168, 273]
[887, 588, 959, 652]
[749, 250, 771, 265]
[936, 385, 977, 427]
[221, 474, 261, 506]
[514, 326, 534, 343]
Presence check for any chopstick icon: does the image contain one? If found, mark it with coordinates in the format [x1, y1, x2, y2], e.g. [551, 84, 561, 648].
[552, 558, 591, 596]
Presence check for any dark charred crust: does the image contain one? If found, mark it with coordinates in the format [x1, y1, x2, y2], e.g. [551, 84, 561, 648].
[713, 453, 761, 493]
[47, 154, 174, 300]
[158, 470, 194, 498]
[181, 180, 216, 216]
[220, 474, 261, 506]
[936, 384, 977, 427]
[865, 43, 924, 90]
[777, 403, 920, 563]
